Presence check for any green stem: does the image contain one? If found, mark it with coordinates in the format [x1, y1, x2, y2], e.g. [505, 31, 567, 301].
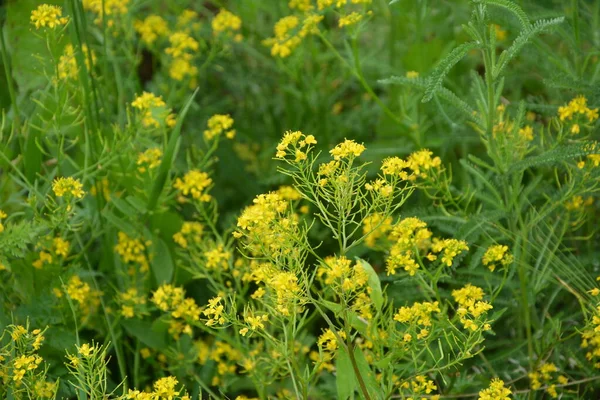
[0, 24, 21, 128]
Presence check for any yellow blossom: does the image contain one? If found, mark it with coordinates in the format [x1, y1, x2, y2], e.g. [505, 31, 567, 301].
[52, 177, 85, 198]
[30, 4, 68, 29]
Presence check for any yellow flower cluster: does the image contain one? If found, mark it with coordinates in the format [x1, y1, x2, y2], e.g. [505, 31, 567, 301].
[152, 284, 201, 337]
[239, 313, 269, 336]
[235, 192, 300, 258]
[314, 328, 346, 370]
[212, 9, 242, 41]
[30, 4, 68, 30]
[318, 0, 373, 9]
[131, 92, 176, 128]
[82, 0, 130, 27]
[32, 237, 69, 269]
[276, 185, 303, 201]
[119, 288, 147, 319]
[382, 150, 442, 182]
[165, 31, 199, 82]
[518, 125, 534, 141]
[0, 209, 6, 233]
[339, 12, 363, 28]
[452, 284, 493, 331]
[430, 238, 469, 267]
[263, 14, 324, 57]
[114, 232, 152, 273]
[137, 148, 163, 173]
[134, 15, 169, 45]
[289, 0, 313, 11]
[363, 213, 393, 248]
[385, 217, 469, 275]
[52, 177, 85, 199]
[204, 114, 236, 141]
[581, 305, 600, 368]
[173, 222, 204, 249]
[0, 325, 56, 396]
[203, 296, 226, 326]
[529, 362, 567, 398]
[58, 44, 96, 80]
[275, 130, 317, 161]
[558, 95, 599, 132]
[399, 375, 439, 399]
[394, 301, 441, 342]
[317, 256, 369, 292]
[565, 195, 593, 212]
[478, 378, 512, 400]
[62, 276, 101, 316]
[173, 169, 213, 202]
[482, 245, 514, 272]
[205, 245, 231, 270]
[196, 340, 242, 386]
[330, 139, 366, 160]
[386, 217, 432, 276]
[127, 376, 190, 400]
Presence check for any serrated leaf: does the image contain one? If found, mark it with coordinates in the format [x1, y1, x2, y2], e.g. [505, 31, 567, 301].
[423, 42, 480, 103]
[494, 17, 564, 79]
[475, 0, 531, 30]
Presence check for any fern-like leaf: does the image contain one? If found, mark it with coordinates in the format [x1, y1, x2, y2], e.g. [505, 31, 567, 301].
[475, 0, 531, 31]
[507, 141, 595, 174]
[380, 76, 480, 123]
[494, 17, 564, 79]
[422, 42, 480, 103]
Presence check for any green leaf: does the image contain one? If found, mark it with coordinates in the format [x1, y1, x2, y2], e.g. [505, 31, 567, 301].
[102, 209, 137, 236]
[380, 76, 479, 123]
[152, 237, 174, 284]
[507, 141, 595, 174]
[122, 318, 167, 349]
[353, 346, 381, 400]
[475, 0, 531, 30]
[357, 259, 383, 313]
[147, 88, 199, 213]
[422, 42, 480, 103]
[336, 347, 357, 400]
[494, 18, 564, 79]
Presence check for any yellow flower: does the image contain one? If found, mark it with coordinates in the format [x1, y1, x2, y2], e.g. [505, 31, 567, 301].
[52, 177, 85, 198]
[30, 4, 68, 29]
[173, 170, 213, 201]
[478, 378, 511, 400]
[0, 209, 7, 233]
[212, 9, 242, 37]
[137, 148, 163, 173]
[166, 31, 199, 58]
[329, 139, 366, 160]
[204, 114, 235, 141]
[482, 244, 513, 272]
[153, 376, 178, 398]
[53, 237, 70, 257]
[131, 92, 175, 128]
[339, 12, 363, 28]
[519, 125, 534, 141]
[78, 343, 94, 357]
[134, 15, 169, 45]
[81, 0, 130, 27]
[57, 44, 96, 81]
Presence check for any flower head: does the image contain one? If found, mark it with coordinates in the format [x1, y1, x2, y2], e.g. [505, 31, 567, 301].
[52, 177, 85, 198]
[31, 4, 68, 29]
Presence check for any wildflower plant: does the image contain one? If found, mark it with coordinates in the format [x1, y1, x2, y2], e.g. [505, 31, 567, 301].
[1, 0, 600, 399]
